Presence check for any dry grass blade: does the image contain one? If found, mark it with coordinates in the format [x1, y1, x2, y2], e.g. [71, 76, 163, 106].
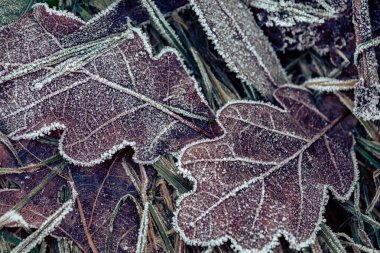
[0, 155, 61, 175]
[0, 162, 67, 228]
[304, 78, 357, 91]
[10, 200, 74, 253]
[320, 224, 347, 253]
[0, 132, 22, 166]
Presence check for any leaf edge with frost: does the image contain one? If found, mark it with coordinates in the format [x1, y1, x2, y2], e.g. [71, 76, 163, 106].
[1, 3, 219, 167]
[172, 84, 359, 253]
[189, 0, 288, 97]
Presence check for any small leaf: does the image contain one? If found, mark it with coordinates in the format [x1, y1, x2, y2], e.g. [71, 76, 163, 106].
[0, 140, 150, 253]
[173, 86, 358, 252]
[190, 0, 288, 97]
[0, 3, 221, 166]
[59, 154, 143, 253]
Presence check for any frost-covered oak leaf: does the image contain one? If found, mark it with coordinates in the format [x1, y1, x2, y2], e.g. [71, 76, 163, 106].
[0, 4, 221, 166]
[174, 86, 358, 253]
[190, 0, 288, 97]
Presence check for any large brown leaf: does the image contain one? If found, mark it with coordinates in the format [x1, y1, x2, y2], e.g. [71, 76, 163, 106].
[173, 86, 358, 252]
[0, 3, 220, 166]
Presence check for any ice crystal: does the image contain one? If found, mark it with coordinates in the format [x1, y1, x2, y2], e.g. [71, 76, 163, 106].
[190, 0, 288, 97]
[173, 86, 358, 253]
[0, 3, 221, 166]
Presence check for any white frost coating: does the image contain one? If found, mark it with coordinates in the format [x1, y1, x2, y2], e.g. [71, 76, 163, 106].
[0, 210, 30, 228]
[131, 25, 207, 105]
[304, 77, 356, 92]
[249, 0, 338, 27]
[3, 5, 215, 166]
[353, 80, 380, 121]
[136, 202, 150, 253]
[122, 158, 142, 192]
[354, 36, 380, 65]
[10, 200, 74, 253]
[189, 0, 288, 97]
[0, 29, 134, 85]
[10, 121, 136, 167]
[352, 0, 380, 121]
[141, 0, 184, 51]
[31, 31, 134, 90]
[32, 3, 86, 24]
[86, 0, 123, 25]
[172, 85, 359, 253]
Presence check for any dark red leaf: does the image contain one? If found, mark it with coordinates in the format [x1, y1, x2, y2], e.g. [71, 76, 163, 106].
[173, 86, 358, 252]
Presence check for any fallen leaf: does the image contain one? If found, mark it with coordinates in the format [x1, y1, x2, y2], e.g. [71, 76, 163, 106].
[190, 0, 288, 97]
[57, 154, 144, 253]
[173, 86, 358, 252]
[0, 3, 221, 166]
[0, 140, 146, 253]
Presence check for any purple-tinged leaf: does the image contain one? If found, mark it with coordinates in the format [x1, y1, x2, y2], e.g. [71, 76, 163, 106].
[58, 154, 144, 253]
[173, 86, 358, 252]
[190, 0, 288, 97]
[0, 4, 221, 166]
[0, 141, 146, 253]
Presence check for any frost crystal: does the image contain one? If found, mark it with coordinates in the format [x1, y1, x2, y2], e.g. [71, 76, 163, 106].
[173, 86, 358, 253]
[190, 0, 288, 97]
[0, 3, 221, 166]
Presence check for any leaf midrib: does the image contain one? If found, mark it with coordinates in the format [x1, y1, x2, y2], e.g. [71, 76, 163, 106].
[188, 114, 343, 225]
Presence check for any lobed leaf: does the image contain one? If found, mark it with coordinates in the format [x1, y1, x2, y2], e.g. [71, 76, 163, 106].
[0, 2, 221, 166]
[173, 86, 358, 252]
[190, 0, 288, 97]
